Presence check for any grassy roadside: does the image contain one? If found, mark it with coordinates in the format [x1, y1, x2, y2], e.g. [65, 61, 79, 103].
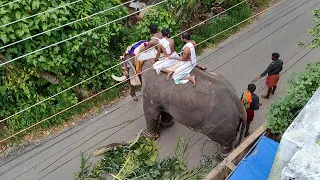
[0, 1, 271, 154]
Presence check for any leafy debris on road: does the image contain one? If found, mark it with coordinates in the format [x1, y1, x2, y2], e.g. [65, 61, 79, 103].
[74, 135, 210, 180]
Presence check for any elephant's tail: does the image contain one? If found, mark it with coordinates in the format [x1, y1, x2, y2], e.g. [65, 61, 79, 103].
[235, 116, 247, 148]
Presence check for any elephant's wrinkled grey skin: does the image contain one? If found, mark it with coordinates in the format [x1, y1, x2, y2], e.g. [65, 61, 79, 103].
[113, 54, 247, 154]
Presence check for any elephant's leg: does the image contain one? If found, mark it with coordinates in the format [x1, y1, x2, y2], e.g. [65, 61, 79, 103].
[142, 104, 162, 140]
[159, 111, 174, 128]
[128, 80, 138, 101]
[207, 133, 236, 156]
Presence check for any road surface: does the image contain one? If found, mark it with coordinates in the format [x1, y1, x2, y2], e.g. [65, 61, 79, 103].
[1, 0, 320, 179]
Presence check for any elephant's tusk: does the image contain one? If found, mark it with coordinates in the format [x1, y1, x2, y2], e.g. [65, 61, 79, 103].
[111, 75, 127, 82]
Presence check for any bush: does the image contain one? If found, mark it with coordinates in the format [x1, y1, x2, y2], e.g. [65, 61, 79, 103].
[0, 0, 268, 142]
[267, 9, 320, 134]
[267, 62, 320, 134]
[0, 0, 128, 134]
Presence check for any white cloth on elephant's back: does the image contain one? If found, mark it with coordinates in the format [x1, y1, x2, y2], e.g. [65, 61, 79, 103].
[152, 52, 180, 75]
[172, 61, 194, 84]
[137, 48, 157, 61]
[171, 42, 197, 84]
[137, 37, 160, 61]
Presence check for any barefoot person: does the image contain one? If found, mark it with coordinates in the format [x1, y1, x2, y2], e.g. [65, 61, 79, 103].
[171, 32, 197, 86]
[152, 29, 180, 79]
[241, 84, 260, 137]
[252, 53, 283, 99]
[137, 23, 163, 74]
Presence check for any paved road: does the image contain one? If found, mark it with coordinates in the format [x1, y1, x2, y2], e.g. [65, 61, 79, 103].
[1, 0, 320, 179]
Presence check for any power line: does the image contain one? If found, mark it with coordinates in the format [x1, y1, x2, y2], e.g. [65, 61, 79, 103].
[165, 43, 315, 158]
[1, 0, 295, 172]
[0, 0, 247, 123]
[28, 4, 315, 177]
[1, 0, 310, 177]
[0, 0, 84, 28]
[0, 0, 131, 50]
[160, 0, 317, 156]
[0, 0, 291, 155]
[0, 0, 20, 8]
[36, 42, 313, 180]
[0, 0, 167, 66]
[164, 36, 315, 157]
[198, 0, 309, 67]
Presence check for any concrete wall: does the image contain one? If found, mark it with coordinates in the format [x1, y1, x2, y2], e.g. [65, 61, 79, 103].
[268, 88, 320, 180]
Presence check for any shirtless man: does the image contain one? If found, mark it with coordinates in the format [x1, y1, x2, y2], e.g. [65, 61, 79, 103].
[152, 29, 181, 79]
[171, 32, 197, 86]
[145, 23, 162, 51]
[137, 24, 163, 73]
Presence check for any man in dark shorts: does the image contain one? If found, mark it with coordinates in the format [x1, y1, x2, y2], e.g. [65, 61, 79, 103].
[252, 53, 283, 99]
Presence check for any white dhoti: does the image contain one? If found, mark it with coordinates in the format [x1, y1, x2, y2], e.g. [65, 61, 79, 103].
[137, 48, 157, 61]
[171, 42, 197, 85]
[172, 61, 195, 84]
[152, 52, 180, 75]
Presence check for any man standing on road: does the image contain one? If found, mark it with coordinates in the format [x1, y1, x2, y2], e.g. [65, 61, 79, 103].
[241, 84, 260, 137]
[252, 53, 283, 99]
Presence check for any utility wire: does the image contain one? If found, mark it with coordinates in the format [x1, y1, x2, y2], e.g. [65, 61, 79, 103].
[0, 0, 131, 50]
[36, 42, 313, 180]
[0, 0, 247, 123]
[29, 2, 315, 178]
[0, 0, 84, 28]
[0, 0, 291, 148]
[0, 0, 20, 8]
[0, 0, 166, 66]
[2, 0, 312, 177]
[1, 0, 297, 173]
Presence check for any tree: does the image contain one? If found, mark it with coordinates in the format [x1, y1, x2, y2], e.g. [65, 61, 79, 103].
[0, 0, 128, 131]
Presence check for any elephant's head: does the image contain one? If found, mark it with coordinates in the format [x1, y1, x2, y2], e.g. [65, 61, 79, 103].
[111, 53, 136, 82]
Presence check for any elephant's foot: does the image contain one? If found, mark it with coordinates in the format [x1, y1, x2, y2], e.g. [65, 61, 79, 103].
[159, 120, 174, 128]
[132, 95, 138, 101]
[142, 129, 159, 140]
[215, 151, 230, 162]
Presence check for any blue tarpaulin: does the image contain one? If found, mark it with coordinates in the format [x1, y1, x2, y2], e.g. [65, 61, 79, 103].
[229, 136, 279, 180]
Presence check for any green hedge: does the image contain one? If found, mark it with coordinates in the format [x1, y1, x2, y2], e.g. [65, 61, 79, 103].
[267, 62, 320, 134]
[0, 0, 265, 141]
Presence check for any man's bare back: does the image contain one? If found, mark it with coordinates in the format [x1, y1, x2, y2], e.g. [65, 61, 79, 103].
[145, 32, 162, 50]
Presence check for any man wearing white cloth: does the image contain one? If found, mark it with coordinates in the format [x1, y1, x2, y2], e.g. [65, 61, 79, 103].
[171, 32, 197, 86]
[136, 24, 162, 74]
[152, 29, 180, 79]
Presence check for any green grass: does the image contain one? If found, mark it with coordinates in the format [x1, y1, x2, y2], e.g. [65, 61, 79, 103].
[173, 3, 253, 54]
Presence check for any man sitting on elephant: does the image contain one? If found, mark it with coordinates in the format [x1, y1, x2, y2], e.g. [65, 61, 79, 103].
[170, 32, 197, 86]
[136, 23, 163, 74]
[152, 29, 180, 79]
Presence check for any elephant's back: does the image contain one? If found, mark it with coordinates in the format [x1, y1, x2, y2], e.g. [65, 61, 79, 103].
[149, 69, 243, 127]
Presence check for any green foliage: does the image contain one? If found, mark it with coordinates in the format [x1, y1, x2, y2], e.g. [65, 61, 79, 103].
[0, 0, 127, 134]
[135, 7, 180, 40]
[0, 0, 266, 142]
[298, 9, 320, 48]
[187, 3, 252, 53]
[74, 136, 210, 180]
[267, 62, 320, 134]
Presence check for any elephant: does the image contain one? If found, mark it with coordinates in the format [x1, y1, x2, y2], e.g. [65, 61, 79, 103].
[112, 53, 247, 155]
